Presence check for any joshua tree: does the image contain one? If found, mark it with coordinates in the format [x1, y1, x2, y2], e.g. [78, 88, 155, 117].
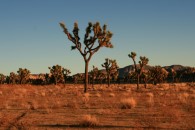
[102, 58, 119, 87]
[60, 22, 113, 93]
[90, 66, 99, 88]
[48, 65, 65, 85]
[64, 68, 71, 84]
[0, 74, 6, 84]
[96, 71, 107, 84]
[128, 52, 149, 90]
[17, 68, 31, 84]
[141, 70, 152, 88]
[9, 72, 18, 84]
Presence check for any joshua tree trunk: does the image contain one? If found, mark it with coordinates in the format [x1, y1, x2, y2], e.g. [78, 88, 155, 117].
[137, 74, 140, 90]
[54, 77, 58, 85]
[20, 78, 23, 84]
[84, 61, 89, 93]
[144, 82, 147, 88]
[108, 74, 110, 87]
[92, 78, 94, 90]
[172, 76, 175, 83]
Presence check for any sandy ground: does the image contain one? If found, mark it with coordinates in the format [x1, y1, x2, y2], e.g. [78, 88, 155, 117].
[0, 83, 195, 129]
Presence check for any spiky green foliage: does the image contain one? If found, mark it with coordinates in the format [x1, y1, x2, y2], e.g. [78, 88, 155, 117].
[48, 65, 65, 85]
[60, 22, 113, 92]
[102, 58, 119, 87]
[0, 74, 6, 84]
[150, 66, 168, 85]
[128, 52, 149, 90]
[17, 68, 30, 84]
[9, 72, 18, 84]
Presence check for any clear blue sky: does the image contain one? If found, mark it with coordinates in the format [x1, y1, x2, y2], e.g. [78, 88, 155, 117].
[0, 0, 195, 75]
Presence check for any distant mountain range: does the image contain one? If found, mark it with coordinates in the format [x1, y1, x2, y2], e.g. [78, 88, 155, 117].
[118, 64, 194, 78]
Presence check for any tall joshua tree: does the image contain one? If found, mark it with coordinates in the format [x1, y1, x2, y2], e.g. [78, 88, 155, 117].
[102, 58, 119, 87]
[128, 52, 149, 90]
[60, 22, 113, 92]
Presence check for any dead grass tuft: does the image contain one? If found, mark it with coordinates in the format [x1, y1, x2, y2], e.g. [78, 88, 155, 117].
[82, 93, 90, 104]
[79, 114, 99, 127]
[178, 92, 189, 104]
[146, 93, 154, 106]
[0, 91, 3, 95]
[120, 97, 136, 109]
[109, 93, 115, 97]
[95, 93, 101, 97]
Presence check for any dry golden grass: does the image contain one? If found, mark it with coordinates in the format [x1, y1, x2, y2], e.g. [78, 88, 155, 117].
[0, 83, 194, 129]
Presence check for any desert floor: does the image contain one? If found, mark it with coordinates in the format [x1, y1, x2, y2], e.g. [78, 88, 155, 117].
[0, 83, 194, 130]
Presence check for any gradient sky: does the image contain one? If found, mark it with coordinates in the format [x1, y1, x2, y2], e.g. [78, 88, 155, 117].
[0, 0, 195, 75]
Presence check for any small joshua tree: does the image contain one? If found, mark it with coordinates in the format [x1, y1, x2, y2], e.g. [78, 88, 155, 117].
[17, 68, 31, 84]
[141, 71, 152, 88]
[97, 71, 107, 84]
[9, 72, 18, 84]
[90, 66, 99, 88]
[128, 52, 149, 90]
[48, 65, 65, 85]
[102, 58, 119, 87]
[60, 22, 113, 93]
[0, 74, 6, 84]
[64, 68, 71, 84]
